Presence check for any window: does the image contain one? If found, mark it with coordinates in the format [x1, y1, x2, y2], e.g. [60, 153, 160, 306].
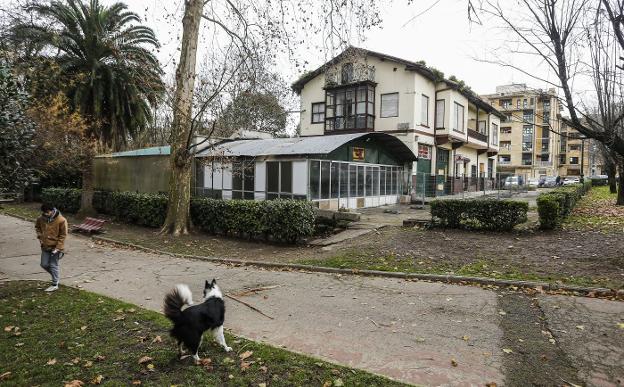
[501, 126, 512, 134]
[517, 99, 520, 109]
[499, 99, 512, 109]
[491, 123, 498, 145]
[310, 161, 320, 199]
[380, 93, 399, 118]
[471, 165, 477, 178]
[500, 141, 512, 150]
[435, 99, 445, 128]
[529, 97, 534, 106]
[421, 95, 429, 126]
[504, 113, 512, 122]
[325, 85, 374, 131]
[478, 120, 487, 134]
[418, 144, 431, 159]
[523, 99, 528, 108]
[522, 125, 533, 151]
[321, 161, 330, 199]
[522, 153, 532, 165]
[559, 154, 566, 164]
[232, 161, 255, 200]
[523, 110, 533, 123]
[570, 157, 579, 164]
[341, 63, 353, 84]
[267, 161, 293, 199]
[499, 155, 511, 164]
[339, 163, 348, 198]
[569, 144, 581, 151]
[453, 102, 464, 132]
[311, 103, 325, 124]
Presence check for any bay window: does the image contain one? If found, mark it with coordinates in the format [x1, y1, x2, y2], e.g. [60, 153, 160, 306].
[325, 84, 375, 131]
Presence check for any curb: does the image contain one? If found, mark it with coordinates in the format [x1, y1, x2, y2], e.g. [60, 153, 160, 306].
[91, 235, 620, 299]
[2, 211, 620, 299]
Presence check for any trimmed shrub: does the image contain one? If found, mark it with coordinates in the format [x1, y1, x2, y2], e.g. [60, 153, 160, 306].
[41, 188, 81, 213]
[106, 191, 167, 228]
[430, 199, 528, 231]
[537, 182, 592, 229]
[191, 198, 315, 243]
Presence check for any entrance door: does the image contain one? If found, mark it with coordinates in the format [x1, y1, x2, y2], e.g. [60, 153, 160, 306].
[415, 145, 432, 197]
[435, 148, 449, 196]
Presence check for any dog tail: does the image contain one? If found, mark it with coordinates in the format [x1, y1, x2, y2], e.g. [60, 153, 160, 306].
[163, 284, 193, 322]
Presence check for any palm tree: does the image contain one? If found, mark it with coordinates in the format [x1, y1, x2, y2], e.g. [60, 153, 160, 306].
[13, 0, 164, 214]
[14, 0, 164, 150]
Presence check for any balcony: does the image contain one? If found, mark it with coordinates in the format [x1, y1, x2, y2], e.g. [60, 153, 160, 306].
[538, 160, 553, 166]
[499, 160, 511, 165]
[467, 128, 488, 143]
[521, 159, 533, 166]
[325, 64, 376, 88]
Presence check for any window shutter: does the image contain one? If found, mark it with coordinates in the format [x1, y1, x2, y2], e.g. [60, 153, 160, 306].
[381, 93, 399, 117]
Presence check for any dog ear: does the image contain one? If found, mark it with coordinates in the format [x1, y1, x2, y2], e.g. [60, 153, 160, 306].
[205, 280, 210, 289]
[211, 278, 217, 286]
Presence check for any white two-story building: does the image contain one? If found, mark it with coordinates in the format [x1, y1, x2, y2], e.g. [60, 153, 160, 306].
[292, 46, 505, 198]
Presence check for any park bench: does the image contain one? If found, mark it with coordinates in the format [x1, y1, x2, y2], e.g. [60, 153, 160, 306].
[72, 217, 106, 234]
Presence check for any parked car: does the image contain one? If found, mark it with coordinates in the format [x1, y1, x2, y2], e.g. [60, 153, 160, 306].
[527, 178, 540, 188]
[562, 176, 581, 185]
[589, 174, 609, 186]
[540, 176, 558, 188]
[504, 176, 524, 189]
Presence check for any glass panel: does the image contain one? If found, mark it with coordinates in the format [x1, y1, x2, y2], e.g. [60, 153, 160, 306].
[232, 191, 242, 199]
[267, 193, 279, 200]
[243, 164, 254, 192]
[310, 161, 320, 199]
[349, 165, 357, 197]
[244, 191, 254, 200]
[321, 161, 331, 199]
[340, 163, 349, 198]
[373, 167, 380, 196]
[330, 163, 339, 198]
[380, 167, 386, 195]
[393, 168, 399, 195]
[357, 87, 366, 101]
[280, 161, 292, 193]
[357, 166, 365, 196]
[436, 100, 445, 128]
[357, 102, 366, 114]
[232, 162, 243, 190]
[386, 167, 392, 194]
[267, 162, 279, 192]
[365, 167, 373, 197]
[367, 116, 374, 129]
[356, 115, 366, 129]
[381, 93, 399, 117]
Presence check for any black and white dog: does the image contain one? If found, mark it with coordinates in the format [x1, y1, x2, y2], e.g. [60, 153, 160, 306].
[163, 279, 232, 362]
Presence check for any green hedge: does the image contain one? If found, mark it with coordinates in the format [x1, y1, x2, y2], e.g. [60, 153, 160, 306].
[41, 188, 315, 242]
[430, 199, 528, 231]
[191, 198, 315, 243]
[537, 182, 592, 229]
[40, 188, 82, 213]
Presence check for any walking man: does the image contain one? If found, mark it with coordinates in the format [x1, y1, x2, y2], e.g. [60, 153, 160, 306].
[35, 204, 67, 292]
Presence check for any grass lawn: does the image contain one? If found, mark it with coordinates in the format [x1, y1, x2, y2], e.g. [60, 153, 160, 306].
[0, 281, 405, 387]
[564, 186, 624, 232]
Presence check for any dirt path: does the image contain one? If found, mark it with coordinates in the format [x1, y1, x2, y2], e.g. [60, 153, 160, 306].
[1, 215, 622, 386]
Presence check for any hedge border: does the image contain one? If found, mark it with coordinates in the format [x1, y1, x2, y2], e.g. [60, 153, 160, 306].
[537, 181, 592, 229]
[430, 198, 528, 231]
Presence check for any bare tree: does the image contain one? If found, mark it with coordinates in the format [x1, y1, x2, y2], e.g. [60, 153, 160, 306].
[479, 0, 624, 204]
[162, 0, 383, 235]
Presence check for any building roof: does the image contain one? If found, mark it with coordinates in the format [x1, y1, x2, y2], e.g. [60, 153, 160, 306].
[291, 46, 505, 119]
[95, 146, 170, 158]
[196, 132, 418, 162]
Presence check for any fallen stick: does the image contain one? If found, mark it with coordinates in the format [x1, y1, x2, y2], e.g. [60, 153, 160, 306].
[233, 285, 281, 297]
[225, 294, 274, 320]
[367, 317, 380, 328]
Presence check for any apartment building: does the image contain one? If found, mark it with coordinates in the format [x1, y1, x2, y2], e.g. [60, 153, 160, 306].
[292, 47, 504, 201]
[482, 84, 594, 179]
[481, 84, 562, 178]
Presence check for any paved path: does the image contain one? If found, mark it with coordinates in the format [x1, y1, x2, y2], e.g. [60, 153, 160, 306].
[1, 215, 622, 386]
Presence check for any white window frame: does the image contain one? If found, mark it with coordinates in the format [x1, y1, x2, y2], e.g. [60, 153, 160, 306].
[421, 94, 429, 126]
[453, 102, 464, 133]
[435, 99, 445, 128]
[380, 92, 399, 118]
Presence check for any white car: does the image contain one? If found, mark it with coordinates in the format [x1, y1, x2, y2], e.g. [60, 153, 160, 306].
[527, 178, 540, 188]
[562, 176, 581, 185]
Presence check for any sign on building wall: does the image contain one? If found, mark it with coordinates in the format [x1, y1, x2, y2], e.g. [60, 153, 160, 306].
[417, 144, 431, 159]
[352, 147, 365, 161]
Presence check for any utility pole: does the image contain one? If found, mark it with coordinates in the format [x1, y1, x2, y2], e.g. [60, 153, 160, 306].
[580, 137, 585, 183]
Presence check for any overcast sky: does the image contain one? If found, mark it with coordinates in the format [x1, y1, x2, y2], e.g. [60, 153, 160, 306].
[91, 0, 561, 97]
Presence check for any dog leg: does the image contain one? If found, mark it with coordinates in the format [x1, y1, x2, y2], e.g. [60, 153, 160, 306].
[178, 341, 186, 359]
[213, 326, 232, 352]
[192, 335, 203, 363]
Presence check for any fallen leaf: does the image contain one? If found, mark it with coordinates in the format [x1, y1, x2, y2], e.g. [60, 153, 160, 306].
[617, 322, 624, 329]
[575, 325, 585, 330]
[46, 358, 57, 365]
[131, 381, 141, 385]
[71, 357, 81, 364]
[502, 348, 513, 354]
[258, 383, 267, 387]
[146, 364, 155, 371]
[3, 326, 14, 332]
[240, 361, 251, 371]
[485, 383, 497, 387]
[462, 335, 469, 341]
[83, 360, 93, 368]
[14, 342, 24, 347]
[451, 359, 458, 367]
[93, 354, 106, 361]
[80, 325, 87, 331]
[259, 365, 268, 373]
[239, 350, 253, 360]
[152, 335, 162, 343]
[333, 378, 344, 387]
[138, 356, 153, 364]
[498, 311, 507, 316]
[549, 338, 556, 344]
[126, 308, 136, 313]
[91, 375, 104, 385]
[64, 380, 84, 387]
[322, 382, 332, 387]
[113, 316, 125, 321]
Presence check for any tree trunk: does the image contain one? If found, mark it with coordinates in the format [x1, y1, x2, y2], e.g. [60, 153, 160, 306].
[617, 162, 624, 206]
[160, 0, 204, 235]
[606, 160, 617, 194]
[77, 153, 96, 217]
